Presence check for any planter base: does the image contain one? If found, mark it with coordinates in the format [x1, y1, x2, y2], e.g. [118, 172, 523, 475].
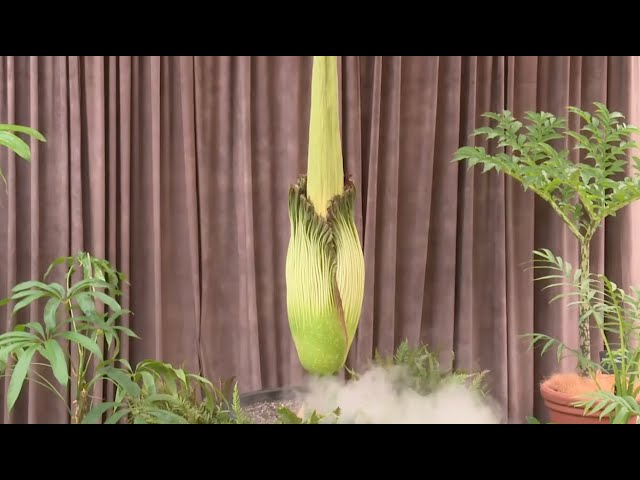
[540, 374, 637, 424]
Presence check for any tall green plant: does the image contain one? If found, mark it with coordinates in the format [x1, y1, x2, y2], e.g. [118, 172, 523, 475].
[528, 249, 640, 423]
[453, 102, 640, 372]
[0, 252, 136, 422]
[0, 252, 249, 424]
[83, 359, 248, 424]
[285, 56, 365, 375]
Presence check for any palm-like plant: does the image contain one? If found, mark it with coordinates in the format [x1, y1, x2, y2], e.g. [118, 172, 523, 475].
[453, 103, 640, 372]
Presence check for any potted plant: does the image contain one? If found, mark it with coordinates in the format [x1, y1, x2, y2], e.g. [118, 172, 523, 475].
[453, 102, 640, 423]
[527, 249, 640, 423]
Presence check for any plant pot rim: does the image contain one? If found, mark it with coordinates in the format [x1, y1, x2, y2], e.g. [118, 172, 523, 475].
[540, 379, 594, 405]
[540, 375, 640, 403]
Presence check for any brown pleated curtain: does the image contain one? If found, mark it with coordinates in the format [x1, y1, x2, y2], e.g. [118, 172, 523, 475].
[1, 56, 638, 424]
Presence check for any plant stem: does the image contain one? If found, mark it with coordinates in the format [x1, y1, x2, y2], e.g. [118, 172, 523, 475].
[66, 265, 86, 424]
[579, 239, 591, 374]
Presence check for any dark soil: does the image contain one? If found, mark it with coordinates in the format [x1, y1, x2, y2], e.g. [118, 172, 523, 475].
[244, 399, 302, 424]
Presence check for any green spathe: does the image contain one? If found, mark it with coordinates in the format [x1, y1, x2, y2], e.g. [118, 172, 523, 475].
[285, 56, 365, 375]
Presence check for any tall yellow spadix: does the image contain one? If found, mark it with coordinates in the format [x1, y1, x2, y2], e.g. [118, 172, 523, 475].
[285, 56, 365, 375]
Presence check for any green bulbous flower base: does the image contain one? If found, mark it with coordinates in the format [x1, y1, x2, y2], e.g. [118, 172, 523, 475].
[285, 175, 365, 376]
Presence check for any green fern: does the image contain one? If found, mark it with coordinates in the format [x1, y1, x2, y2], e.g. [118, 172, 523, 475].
[374, 340, 490, 397]
[232, 383, 251, 424]
[277, 406, 341, 424]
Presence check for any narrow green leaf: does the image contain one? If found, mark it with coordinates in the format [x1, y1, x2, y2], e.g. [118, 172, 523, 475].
[103, 367, 140, 397]
[0, 131, 31, 160]
[113, 325, 139, 338]
[43, 339, 68, 386]
[10, 289, 48, 300]
[11, 281, 63, 298]
[146, 393, 178, 404]
[81, 402, 121, 424]
[598, 402, 617, 419]
[591, 399, 609, 414]
[140, 371, 157, 394]
[174, 368, 187, 384]
[7, 345, 38, 410]
[69, 278, 111, 297]
[75, 293, 96, 317]
[146, 409, 188, 424]
[86, 291, 121, 312]
[105, 408, 130, 424]
[12, 292, 48, 315]
[43, 298, 61, 334]
[186, 373, 214, 388]
[541, 338, 556, 356]
[612, 408, 630, 424]
[0, 124, 46, 142]
[43, 256, 70, 279]
[58, 331, 103, 360]
[24, 322, 45, 338]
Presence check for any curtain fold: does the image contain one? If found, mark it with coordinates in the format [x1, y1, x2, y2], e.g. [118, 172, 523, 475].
[0, 56, 636, 423]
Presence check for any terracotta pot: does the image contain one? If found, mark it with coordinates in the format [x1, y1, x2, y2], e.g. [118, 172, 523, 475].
[540, 380, 637, 424]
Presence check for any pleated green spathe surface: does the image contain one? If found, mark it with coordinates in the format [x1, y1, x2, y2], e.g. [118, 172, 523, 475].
[285, 56, 365, 375]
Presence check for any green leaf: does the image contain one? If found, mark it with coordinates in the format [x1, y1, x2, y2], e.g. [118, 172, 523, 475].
[58, 331, 103, 360]
[598, 402, 617, 419]
[82, 402, 121, 424]
[0, 331, 37, 345]
[174, 368, 187, 384]
[43, 298, 61, 334]
[133, 417, 147, 424]
[612, 408, 630, 424]
[12, 292, 48, 315]
[113, 325, 139, 338]
[69, 278, 111, 297]
[43, 339, 68, 386]
[186, 373, 214, 388]
[86, 291, 121, 312]
[277, 406, 302, 424]
[0, 131, 31, 160]
[24, 322, 45, 338]
[43, 256, 70, 279]
[12, 281, 63, 298]
[0, 124, 46, 142]
[146, 409, 189, 424]
[103, 367, 141, 397]
[140, 371, 157, 394]
[75, 293, 96, 317]
[105, 408, 130, 424]
[145, 393, 178, 404]
[7, 345, 38, 410]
